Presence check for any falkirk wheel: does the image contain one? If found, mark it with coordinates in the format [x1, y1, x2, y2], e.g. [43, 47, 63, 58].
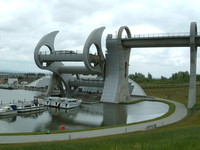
[34, 22, 199, 107]
[34, 26, 131, 103]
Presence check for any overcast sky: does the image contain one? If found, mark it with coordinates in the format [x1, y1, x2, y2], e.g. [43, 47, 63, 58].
[0, 0, 200, 78]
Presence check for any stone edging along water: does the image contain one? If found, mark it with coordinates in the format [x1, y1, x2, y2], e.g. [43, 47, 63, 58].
[0, 99, 188, 144]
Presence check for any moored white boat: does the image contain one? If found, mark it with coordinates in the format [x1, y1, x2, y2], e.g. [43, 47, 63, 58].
[0, 104, 18, 116]
[17, 103, 44, 113]
[60, 98, 82, 109]
[49, 99, 61, 107]
[42, 97, 82, 109]
[42, 97, 60, 106]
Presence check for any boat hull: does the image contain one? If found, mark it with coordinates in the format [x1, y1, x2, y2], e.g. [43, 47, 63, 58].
[0, 110, 18, 116]
[17, 106, 44, 113]
[17, 104, 44, 113]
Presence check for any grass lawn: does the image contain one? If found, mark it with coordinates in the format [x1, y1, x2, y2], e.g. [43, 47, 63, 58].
[144, 85, 200, 106]
[0, 85, 200, 150]
[1, 126, 200, 150]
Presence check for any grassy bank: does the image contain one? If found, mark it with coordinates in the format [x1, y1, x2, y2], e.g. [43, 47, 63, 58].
[144, 84, 200, 106]
[0, 85, 200, 150]
[0, 126, 200, 150]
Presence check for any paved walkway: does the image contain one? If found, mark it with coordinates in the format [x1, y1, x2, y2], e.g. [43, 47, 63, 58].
[0, 99, 188, 144]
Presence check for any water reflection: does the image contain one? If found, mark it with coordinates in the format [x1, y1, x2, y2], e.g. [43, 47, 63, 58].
[0, 101, 169, 133]
[0, 115, 17, 123]
[103, 103, 127, 126]
[0, 111, 51, 133]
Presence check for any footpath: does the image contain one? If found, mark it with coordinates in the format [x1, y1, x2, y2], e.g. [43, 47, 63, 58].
[0, 99, 188, 144]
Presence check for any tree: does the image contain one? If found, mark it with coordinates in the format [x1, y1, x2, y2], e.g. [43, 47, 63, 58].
[197, 74, 200, 81]
[129, 72, 146, 82]
[170, 71, 189, 82]
[147, 72, 152, 80]
[161, 76, 167, 80]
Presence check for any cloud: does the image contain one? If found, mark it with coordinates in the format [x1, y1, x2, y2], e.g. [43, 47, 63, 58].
[130, 47, 191, 77]
[0, 0, 200, 77]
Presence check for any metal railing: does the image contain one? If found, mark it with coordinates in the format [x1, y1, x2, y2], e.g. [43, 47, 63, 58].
[39, 50, 80, 55]
[131, 32, 190, 38]
[70, 79, 104, 84]
[120, 32, 200, 39]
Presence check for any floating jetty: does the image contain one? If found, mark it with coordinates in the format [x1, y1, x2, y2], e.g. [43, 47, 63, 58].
[0, 99, 44, 116]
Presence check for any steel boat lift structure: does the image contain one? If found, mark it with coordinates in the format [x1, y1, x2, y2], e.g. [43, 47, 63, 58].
[34, 22, 199, 108]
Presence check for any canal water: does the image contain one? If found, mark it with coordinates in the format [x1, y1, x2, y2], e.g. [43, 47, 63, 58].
[0, 89, 169, 133]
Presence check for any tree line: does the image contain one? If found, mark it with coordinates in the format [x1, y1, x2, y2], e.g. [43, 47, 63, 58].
[129, 71, 200, 84]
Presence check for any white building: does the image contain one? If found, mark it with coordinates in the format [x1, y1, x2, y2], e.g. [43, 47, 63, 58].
[8, 78, 18, 85]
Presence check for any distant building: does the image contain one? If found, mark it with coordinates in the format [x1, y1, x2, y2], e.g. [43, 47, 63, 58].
[128, 79, 147, 96]
[0, 78, 5, 84]
[8, 78, 18, 85]
[27, 75, 50, 88]
[20, 81, 28, 85]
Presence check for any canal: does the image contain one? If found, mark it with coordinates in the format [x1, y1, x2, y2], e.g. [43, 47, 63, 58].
[0, 89, 169, 133]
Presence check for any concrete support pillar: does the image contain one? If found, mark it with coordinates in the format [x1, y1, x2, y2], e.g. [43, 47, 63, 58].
[100, 27, 131, 103]
[46, 73, 58, 96]
[188, 22, 197, 108]
[46, 73, 65, 96]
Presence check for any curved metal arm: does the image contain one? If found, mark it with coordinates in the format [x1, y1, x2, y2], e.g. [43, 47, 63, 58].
[118, 26, 131, 39]
[34, 31, 59, 69]
[83, 27, 105, 73]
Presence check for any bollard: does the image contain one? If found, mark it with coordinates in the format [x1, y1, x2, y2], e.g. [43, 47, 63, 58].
[46, 130, 50, 134]
[125, 128, 127, 133]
